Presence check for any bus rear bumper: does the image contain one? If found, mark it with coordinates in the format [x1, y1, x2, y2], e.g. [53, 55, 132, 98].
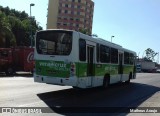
[34, 75, 77, 86]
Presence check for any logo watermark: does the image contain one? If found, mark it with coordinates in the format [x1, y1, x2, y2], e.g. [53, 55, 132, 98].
[0, 107, 160, 114]
[1, 107, 42, 114]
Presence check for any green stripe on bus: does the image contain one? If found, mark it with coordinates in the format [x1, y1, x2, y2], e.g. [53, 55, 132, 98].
[35, 60, 70, 77]
[36, 60, 134, 78]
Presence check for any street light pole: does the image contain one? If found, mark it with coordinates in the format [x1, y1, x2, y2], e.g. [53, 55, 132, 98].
[111, 36, 114, 43]
[30, 3, 35, 48]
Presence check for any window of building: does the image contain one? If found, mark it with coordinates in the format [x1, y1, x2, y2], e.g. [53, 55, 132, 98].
[85, 8, 87, 12]
[57, 23, 61, 26]
[63, 23, 67, 26]
[70, 17, 74, 20]
[71, 4, 74, 8]
[65, 4, 68, 8]
[76, 24, 79, 28]
[65, 10, 68, 14]
[71, 11, 74, 14]
[77, 12, 80, 15]
[74, 5, 77, 8]
[64, 17, 67, 20]
[59, 3, 62, 7]
[78, 0, 81, 3]
[111, 48, 118, 63]
[79, 39, 86, 61]
[72, 0, 75, 2]
[100, 45, 110, 63]
[76, 18, 79, 22]
[77, 5, 81, 9]
[70, 23, 73, 26]
[59, 9, 61, 13]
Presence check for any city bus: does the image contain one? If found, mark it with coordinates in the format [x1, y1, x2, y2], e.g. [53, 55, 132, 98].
[34, 29, 136, 88]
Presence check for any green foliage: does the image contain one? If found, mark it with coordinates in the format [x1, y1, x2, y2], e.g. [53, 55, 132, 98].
[0, 12, 16, 47]
[143, 48, 158, 62]
[92, 34, 98, 38]
[0, 6, 43, 47]
[79, 28, 91, 35]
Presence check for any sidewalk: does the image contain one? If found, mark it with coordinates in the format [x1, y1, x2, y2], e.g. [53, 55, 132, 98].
[139, 91, 160, 107]
[126, 91, 160, 116]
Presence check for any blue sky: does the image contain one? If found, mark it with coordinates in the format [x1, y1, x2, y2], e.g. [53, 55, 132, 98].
[0, 0, 160, 62]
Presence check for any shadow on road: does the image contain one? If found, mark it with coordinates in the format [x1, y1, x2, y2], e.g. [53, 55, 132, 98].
[37, 82, 160, 115]
[0, 72, 33, 78]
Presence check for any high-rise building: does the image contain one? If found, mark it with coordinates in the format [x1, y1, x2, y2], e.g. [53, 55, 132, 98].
[47, 0, 94, 34]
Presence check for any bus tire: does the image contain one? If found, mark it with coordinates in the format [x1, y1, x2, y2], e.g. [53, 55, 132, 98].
[72, 86, 81, 90]
[103, 74, 110, 88]
[125, 72, 132, 84]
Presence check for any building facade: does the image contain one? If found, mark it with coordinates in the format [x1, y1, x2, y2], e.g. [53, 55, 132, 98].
[47, 0, 94, 34]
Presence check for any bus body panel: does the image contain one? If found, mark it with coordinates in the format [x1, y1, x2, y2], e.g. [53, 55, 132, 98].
[34, 29, 136, 88]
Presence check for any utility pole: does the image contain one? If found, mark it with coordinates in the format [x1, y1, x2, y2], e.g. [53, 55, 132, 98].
[111, 36, 114, 43]
[30, 3, 35, 47]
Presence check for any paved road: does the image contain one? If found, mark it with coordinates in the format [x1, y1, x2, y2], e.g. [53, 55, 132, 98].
[0, 73, 160, 116]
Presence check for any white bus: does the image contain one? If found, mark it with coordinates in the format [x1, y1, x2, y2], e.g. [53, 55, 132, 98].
[34, 29, 136, 88]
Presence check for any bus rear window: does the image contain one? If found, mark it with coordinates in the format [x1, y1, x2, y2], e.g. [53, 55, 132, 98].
[36, 31, 72, 55]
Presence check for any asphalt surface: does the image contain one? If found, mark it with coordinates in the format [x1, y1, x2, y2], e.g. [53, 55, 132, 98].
[0, 73, 160, 116]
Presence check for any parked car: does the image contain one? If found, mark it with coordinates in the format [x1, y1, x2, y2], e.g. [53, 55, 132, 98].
[156, 69, 160, 73]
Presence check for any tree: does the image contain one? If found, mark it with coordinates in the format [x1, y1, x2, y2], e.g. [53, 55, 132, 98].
[79, 28, 91, 35]
[91, 34, 98, 38]
[0, 12, 16, 47]
[0, 5, 43, 47]
[8, 15, 26, 46]
[143, 48, 158, 62]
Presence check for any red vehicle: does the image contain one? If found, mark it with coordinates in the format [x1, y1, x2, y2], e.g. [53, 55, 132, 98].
[0, 47, 34, 75]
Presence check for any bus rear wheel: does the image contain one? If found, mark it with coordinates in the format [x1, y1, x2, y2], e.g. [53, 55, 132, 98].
[103, 75, 110, 88]
[72, 86, 81, 90]
[125, 73, 132, 84]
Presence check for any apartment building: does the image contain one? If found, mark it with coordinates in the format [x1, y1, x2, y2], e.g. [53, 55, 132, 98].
[47, 0, 94, 34]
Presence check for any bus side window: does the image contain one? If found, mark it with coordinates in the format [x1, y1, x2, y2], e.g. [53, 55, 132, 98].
[96, 44, 100, 62]
[129, 53, 134, 65]
[124, 52, 130, 64]
[79, 39, 86, 61]
[100, 45, 110, 63]
[111, 48, 118, 64]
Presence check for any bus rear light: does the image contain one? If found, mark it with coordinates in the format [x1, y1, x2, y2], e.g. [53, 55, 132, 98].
[66, 75, 69, 79]
[71, 65, 75, 68]
[70, 62, 76, 76]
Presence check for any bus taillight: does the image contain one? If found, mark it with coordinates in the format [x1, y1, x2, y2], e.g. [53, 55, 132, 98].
[70, 62, 76, 77]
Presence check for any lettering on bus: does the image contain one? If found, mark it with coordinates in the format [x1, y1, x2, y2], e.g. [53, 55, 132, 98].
[39, 62, 69, 71]
[105, 66, 116, 71]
